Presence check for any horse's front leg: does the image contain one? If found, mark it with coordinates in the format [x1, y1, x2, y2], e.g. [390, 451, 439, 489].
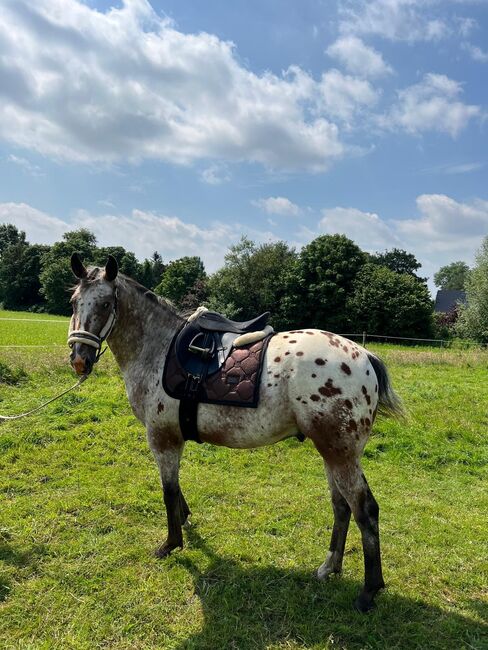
[147, 431, 186, 558]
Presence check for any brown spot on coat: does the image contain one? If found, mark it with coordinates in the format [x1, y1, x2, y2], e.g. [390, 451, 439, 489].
[318, 378, 342, 397]
[274, 356, 281, 362]
[344, 399, 353, 410]
[296, 351, 304, 356]
[310, 394, 320, 401]
[341, 362, 351, 375]
[157, 402, 165, 413]
[289, 340, 297, 344]
[315, 358, 326, 366]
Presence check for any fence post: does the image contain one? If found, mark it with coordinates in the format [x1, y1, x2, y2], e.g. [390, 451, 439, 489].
[362, 331, 367, 347]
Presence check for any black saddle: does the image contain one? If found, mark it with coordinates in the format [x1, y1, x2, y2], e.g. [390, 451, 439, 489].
[163, 310, 271, 443]
[193, 310, 270, 334]
[174, 310, 270, 387]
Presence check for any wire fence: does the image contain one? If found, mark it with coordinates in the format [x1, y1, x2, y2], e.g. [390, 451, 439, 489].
[0, 317, 471, 349]
[339, 332, 453, 348]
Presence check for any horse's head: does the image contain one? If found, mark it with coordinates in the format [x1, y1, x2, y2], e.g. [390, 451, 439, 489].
[68, 253, 118, 376]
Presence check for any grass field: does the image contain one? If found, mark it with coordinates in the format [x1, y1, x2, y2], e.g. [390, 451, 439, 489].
[0, 310, 487, 649]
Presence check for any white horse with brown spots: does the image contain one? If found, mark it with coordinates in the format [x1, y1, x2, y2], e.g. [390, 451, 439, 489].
[68, 255, 404, 612]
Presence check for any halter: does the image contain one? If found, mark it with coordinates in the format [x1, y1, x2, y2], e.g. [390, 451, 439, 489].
[67, 288, 118, 362]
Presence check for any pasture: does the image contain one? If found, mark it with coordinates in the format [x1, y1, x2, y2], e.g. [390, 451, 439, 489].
[0, 309, 487, 649]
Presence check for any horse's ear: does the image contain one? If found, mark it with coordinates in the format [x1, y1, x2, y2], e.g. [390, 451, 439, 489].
[71, 252, 87, 279]
[104, 255, 118, 282]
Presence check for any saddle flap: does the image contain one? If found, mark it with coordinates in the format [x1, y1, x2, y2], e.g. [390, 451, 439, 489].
[174, 322, 239, 378]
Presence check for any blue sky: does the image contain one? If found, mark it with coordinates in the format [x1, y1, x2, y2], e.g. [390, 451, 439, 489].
[0, 0, 487, 291]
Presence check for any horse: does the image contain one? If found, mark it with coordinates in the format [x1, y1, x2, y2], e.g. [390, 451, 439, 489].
[68, 254, 404, 613]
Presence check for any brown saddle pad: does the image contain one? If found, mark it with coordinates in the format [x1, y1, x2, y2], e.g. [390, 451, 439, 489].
[163, 334, 274, 407]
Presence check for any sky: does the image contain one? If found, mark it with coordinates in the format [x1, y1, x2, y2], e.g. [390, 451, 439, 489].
[0, 0, 487, 292]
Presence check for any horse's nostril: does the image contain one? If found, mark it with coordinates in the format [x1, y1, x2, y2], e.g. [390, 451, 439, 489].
[72, 355, 86, 375]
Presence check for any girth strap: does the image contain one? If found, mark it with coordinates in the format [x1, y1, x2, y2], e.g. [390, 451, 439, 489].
[179, 399, 202, 443]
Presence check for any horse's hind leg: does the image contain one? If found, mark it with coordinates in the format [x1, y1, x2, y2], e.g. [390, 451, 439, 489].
[327, 461, 385, 613]
[317, 462, 351, 579]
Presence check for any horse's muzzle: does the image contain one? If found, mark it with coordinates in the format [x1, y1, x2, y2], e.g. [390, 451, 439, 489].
[70, 344, 96, 376]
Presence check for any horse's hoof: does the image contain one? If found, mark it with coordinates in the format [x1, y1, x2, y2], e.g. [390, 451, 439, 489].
[354, 595, 376, 614]
[316, 563, 341, 581]
[154, 542, 181, 559]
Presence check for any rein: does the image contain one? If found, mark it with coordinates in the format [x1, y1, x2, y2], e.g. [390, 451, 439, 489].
[0, 375, 88, 422]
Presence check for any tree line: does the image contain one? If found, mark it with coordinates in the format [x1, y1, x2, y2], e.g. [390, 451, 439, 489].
[0, 223, 485, 342]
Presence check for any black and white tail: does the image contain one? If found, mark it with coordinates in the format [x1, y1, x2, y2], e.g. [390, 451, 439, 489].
[367, 352, 405, 419]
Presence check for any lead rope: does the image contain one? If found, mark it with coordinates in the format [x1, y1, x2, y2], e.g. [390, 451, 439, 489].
[2, 287, 117, 424]
[0, 375, 88, 422]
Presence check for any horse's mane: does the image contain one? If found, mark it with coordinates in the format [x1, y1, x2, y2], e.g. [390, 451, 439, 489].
[72, 267, 181, 317]
[117, 273, 180, 316]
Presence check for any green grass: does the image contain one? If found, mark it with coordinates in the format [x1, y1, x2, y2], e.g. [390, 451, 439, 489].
[0, 310, 69, 347]
[0, 313, 487, 649]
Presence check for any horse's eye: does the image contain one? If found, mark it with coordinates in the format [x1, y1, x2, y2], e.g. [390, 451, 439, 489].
[103, 302, 110, 309]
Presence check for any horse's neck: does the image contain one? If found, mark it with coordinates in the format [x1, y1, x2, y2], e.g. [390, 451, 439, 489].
[108, 279, 182, 374]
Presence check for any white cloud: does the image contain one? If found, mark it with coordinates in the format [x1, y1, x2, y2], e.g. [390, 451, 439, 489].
[339, 0, 449, 42]
[424, 161, 484, 175]
[456, 17, 477, 38]
[253, 196, 302, 217]
[318, 206, 400, 250]
[0, 202, 67, 243]
[318, 69, 379, 123]
[380, 73, 480, 136]
[0, 0, 347, 172]
[0, 201, 274, 272]
[462, 42, 488, 62]
[395, 194, 488, 254]
[7, 154, 44, 177]
[302, 194, 488, 289]
[326, 36, 393, 78]
[200, 164, 231, 185]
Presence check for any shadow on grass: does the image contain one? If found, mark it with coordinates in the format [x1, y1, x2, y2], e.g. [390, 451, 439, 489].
[174, 528, 486, 650]
[0, 535, 44, 603]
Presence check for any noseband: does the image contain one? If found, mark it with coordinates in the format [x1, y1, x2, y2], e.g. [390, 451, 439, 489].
[67, 288, 118, 362]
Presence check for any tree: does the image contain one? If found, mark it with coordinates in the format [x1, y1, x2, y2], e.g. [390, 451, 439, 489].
[434, 261, 470, 290]
[150, 251, 165, 289]
[370, 248, 425, 281]
[0, 242, 48, 309]
[296, 234, 367, 331]
[0, 224, 26, 257]
[347, 264, 434, 337]
[155, 256, 206, 308]
[40, 229, 98, 315]
[456, 237, 488, 344]
[206, 238, 298, 330]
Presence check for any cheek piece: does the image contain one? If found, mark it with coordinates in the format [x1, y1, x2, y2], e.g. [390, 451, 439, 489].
[67, 288, 118, 363]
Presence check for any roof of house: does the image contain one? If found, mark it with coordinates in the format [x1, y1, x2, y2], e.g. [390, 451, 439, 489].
[434, 290, 467, 313]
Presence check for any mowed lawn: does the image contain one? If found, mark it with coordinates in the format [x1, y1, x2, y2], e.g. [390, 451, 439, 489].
[0, 310, 487, 649]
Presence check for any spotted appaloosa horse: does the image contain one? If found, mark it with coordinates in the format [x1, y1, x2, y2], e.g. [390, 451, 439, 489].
[69, 255, 404, 612]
